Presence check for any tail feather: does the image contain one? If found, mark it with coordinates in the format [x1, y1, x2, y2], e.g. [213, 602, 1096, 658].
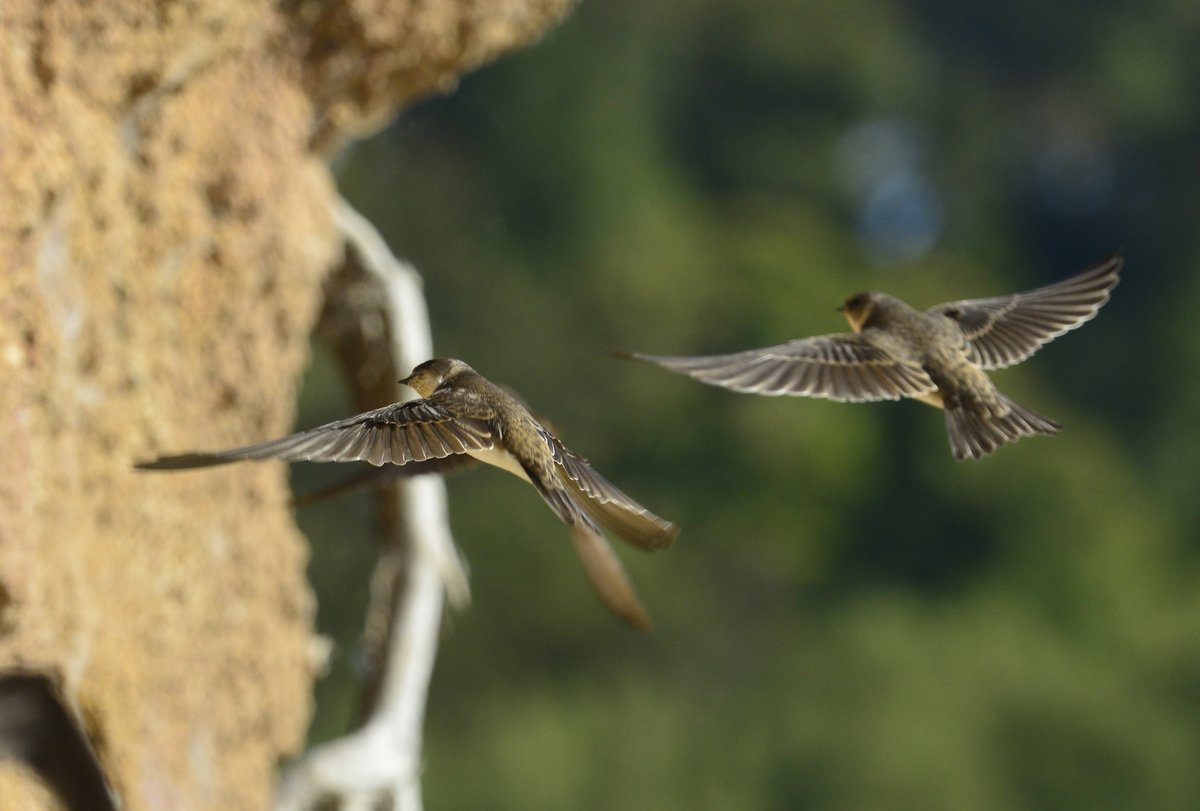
[945, 395, 1060, 460]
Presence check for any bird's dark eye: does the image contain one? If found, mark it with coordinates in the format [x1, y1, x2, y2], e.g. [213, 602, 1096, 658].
[942, 307, 961, 320]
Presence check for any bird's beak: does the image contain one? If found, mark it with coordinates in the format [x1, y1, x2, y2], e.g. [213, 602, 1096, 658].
[398, 373, 414, 387]
[835, 305, 845, 313]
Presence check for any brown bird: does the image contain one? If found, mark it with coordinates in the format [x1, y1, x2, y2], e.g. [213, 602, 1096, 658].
[137, 358, 678, 629]
[619, 255, 1121, 460]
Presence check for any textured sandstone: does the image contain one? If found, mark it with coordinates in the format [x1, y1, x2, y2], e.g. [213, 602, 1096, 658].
[0, 1, 572, 808]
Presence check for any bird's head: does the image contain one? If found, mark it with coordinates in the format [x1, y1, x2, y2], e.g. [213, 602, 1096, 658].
[400, 358, 474, 397]
[837, 291, 881, 333]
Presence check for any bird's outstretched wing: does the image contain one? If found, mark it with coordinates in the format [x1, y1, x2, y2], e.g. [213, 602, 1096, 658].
[618, 334, 935, 402]
[536, 429, 678, 551]
[513, 443, 655, 631]
[135, 399, 495, 470]
[929, 254, 1122, 370]
[568, 520, 657, 633]
[567, 522, 655, 631]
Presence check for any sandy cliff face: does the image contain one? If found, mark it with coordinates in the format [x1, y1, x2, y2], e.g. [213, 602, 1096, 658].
[0, 1, 571, 808]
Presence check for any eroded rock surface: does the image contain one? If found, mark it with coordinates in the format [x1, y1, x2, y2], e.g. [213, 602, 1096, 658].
[0, 1, 572, 807]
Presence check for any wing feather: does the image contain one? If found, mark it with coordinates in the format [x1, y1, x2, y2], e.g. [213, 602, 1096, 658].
[623, 334, 936, 403]
[135, 399, 496, 470]
[930, 254, 1121, 369]
[536, 429, 678, 551]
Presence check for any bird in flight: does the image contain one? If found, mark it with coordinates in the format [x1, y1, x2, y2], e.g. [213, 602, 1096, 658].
[137, 358, 678, 629]
[619, 255, 1121, 460]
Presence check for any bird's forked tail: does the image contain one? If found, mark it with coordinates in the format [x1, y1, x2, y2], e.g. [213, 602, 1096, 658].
[945, 394, 1061, 460]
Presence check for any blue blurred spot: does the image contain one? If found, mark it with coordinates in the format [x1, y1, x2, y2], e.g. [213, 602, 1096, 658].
[858, 172, 944, 265]
[837, 118, 945, 266]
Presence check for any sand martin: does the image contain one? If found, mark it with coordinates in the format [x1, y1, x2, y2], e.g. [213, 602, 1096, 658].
[137, 358, 679, 629]
[620, 255, 1121, 460]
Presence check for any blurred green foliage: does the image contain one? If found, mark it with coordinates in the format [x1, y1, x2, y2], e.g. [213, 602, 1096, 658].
[295, 0, 1200, 807]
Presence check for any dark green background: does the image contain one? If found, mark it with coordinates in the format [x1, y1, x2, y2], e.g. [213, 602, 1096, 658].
[295, 1, 1200, 807]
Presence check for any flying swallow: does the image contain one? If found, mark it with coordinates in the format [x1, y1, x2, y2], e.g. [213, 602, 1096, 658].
[619, 255, 1121, 460]
[137, 358, 679, 629]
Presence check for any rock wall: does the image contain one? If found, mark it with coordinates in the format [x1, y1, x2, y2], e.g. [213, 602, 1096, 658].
[0, 1, 572, 808]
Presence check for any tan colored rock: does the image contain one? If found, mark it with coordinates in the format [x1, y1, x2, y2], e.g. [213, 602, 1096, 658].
[289, 0, 578, 148]
[0, 764, 64, 811]
[0, 1, 573, 808]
